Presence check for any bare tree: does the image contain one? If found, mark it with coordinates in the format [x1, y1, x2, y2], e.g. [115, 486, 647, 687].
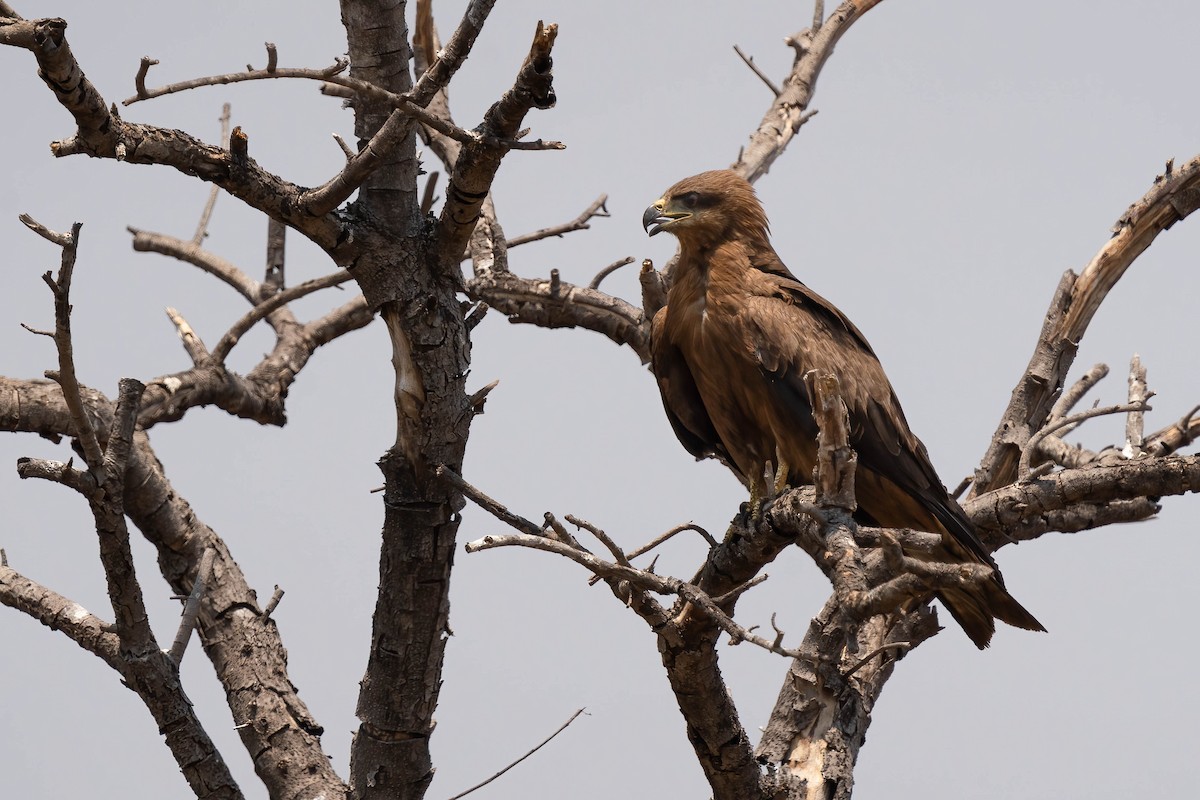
[1, 3, 1198, 800]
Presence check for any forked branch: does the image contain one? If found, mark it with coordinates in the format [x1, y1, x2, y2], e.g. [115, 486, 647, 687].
[973, 152, 1200, 495]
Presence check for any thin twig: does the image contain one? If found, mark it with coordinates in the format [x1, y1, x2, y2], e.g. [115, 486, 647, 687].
[19, 323, 54, 338]
[210, 270, 353, 364]
[134, 56, 160, 99]
[191, 103, 232, 245]
[165, 307, 209, 364]
[466, 532, 799, 658]
[711, 574, 769, 606]
[21, 215, 104, 468]
[1020, 401, 1152, 477]
[949, 475, 972, 500]
[1123, 354, 1148, 458]
[130, 227, 258, 302]
[566, 514, 629, 566]
[503, 194, 609, 250]
[842, 642, 911, 680]
[629, 522, 718, 558]
[733, 45, 781, 96]
[437, 465, 543, 536]
[262, 586, 285, 619]
[588, 257, 635, 290]
[168, 549, 215, 664]
[331, 132, 356, 161]
[1050, 363, 1109, 424]
[445, 708, 588, 800]
[769, 611, 786, 649]
[587, 521, 716, 588]
[127, 58, 354, 105]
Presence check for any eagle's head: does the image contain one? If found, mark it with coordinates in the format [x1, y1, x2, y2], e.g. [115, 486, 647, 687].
[642, 169, 769, 249]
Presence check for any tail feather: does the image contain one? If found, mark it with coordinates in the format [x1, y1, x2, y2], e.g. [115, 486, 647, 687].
[938, 577, 1046, 650]
[921, 491, 1046, 649]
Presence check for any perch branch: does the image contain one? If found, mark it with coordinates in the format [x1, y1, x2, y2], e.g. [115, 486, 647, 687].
[565, 514, 629, 567]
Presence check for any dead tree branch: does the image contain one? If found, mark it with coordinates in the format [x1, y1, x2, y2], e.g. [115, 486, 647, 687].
[0, 16, 345, 250]
[436, 20, 559, 267]
[11, 371, 245, 799]
[733, 45, 782, 96]
[466, 270, 649, 360]
[445, 708, 588, 800]
[21, 216, 102, 466]
[210, 269, 354, 365]
[503, 194, 610, 250]
[973, 152, 1200, 496]
[168, 547, 215, 664]
[192, 103, 233, 245]
[124, 52, 356, 106]
[0, 375, 343, 799]
[736, 0, 886, 183]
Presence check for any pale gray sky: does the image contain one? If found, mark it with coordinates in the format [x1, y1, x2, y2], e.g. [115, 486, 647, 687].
[3, 2, 1199, 798]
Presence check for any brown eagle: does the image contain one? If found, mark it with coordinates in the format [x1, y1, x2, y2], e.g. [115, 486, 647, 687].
[643, 169, 1043, 648]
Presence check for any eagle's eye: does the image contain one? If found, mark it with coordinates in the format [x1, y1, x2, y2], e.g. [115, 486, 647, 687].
[678, 191, 701, 209]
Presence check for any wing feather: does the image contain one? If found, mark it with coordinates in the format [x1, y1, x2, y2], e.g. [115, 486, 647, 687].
[650, 306, 740, 478]
[742, 269, 997, 564]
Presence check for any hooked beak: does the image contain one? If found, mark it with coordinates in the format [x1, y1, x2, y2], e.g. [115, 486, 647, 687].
[642, 198, 688, 237]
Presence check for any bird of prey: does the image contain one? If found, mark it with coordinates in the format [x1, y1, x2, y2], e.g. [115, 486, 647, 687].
[642, 169, 1043, 648]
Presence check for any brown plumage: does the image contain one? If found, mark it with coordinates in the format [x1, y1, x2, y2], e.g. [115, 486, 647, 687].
[643, 170, 1043, 648]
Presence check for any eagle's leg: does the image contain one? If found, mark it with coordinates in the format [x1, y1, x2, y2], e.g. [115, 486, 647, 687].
[749, 452, 792, 520]
[772, 447, 791, 496]
[747, 479, 765, 521]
